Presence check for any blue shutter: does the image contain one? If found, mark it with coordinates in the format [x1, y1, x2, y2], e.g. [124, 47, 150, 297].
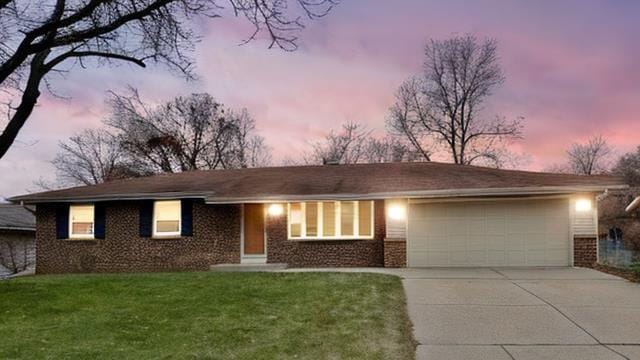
[94, 203, 106, 239]
[181, 199, 193, 236]
[55, 204, 69, 239]
[139, 201, 153, 237]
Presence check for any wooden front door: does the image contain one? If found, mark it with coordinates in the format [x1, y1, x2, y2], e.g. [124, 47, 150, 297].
[243, 204, 265, 255]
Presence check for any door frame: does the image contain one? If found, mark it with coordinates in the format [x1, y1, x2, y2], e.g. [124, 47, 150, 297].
[240, 204, 267, 264]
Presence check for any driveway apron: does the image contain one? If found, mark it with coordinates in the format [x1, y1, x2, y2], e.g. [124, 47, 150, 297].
[399, 267, 640, 360]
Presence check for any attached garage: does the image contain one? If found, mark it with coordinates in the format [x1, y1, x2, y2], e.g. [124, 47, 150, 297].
[407, 198, 571, 267]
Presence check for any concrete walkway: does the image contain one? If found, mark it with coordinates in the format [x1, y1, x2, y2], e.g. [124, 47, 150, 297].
[399, 267, 640, 360]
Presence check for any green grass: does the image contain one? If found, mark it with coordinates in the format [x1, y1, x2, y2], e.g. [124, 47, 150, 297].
[0, 272, 415, 360]
[629, 262, 640, 277]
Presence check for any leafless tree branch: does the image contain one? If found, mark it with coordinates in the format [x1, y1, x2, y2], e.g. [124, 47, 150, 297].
[387, 34, 524, 167]
[0, 0, 338, 159]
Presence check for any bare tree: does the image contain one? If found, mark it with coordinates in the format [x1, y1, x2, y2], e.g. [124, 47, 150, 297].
[387, 34, 523, 167]
[545, 135, 614, 175]
[362, 136, 421, 163]
[0, 235, 34, 275]
[0, 0, 337, 159]
[52, 128, 145, 186]
[227, 109, 272, 168]
[105, 89, 270, 173]
[613, 145, 640, 186]
[301, 121, 421, 165]
[566, 135, 613, 175]
[304, 122, 371, 164]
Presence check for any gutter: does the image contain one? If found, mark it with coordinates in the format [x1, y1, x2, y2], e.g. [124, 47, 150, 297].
[9, 185, 629, 205]
[204, 185, 629, 204]
[627, 196, 640, 212]
[0, 226, 36, 232]
[9, 192, 212, 204]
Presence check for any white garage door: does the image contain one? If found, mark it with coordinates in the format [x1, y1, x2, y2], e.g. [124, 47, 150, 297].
[407, 199, 571, 267]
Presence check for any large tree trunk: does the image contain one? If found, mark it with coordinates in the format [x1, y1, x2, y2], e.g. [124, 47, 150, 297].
[0, 52, 47, 159]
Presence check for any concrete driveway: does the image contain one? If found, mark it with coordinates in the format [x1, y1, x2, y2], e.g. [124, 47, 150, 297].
[399, 267, 640, 360]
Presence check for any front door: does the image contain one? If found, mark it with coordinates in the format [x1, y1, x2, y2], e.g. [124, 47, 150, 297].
[243, 204, 265, 256]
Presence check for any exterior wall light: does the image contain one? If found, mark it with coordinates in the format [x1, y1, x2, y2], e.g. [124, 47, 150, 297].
[387, 204, 407, 220]
[575, 199, 592, 212]
[267, 203, 284, 216]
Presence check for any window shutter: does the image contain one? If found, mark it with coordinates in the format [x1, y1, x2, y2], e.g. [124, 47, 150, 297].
[94, 203, 106, 239]
[139, 201, 154, 237]
[55, 204, 70, 239]
[181, 199, 194, 236]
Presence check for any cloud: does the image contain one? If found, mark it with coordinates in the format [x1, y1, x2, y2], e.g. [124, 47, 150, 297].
[1, 0, 638, 197]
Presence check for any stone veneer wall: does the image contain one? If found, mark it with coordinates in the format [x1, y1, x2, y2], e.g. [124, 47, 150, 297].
[35, 201, 241, 274]
[383, 239, 406, 268]
[265, 200, 386, 267]
[574, 236, 598, 267]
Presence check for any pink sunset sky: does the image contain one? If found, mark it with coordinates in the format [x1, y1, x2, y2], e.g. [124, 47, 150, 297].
[1, 0, 639, 199]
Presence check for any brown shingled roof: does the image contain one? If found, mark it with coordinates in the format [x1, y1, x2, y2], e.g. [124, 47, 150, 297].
[10, 162, 627, 204]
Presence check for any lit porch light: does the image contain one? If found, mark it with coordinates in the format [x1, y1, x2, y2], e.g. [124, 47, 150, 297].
[575, 199, 592, 212]
[387, 204, 406, 220]
[267, 203, 284, 216]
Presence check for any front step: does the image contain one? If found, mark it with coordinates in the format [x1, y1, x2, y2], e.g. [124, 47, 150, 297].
[209, 263, 288, 272]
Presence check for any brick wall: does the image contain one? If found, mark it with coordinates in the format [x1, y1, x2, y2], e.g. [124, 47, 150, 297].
[265, 200, 385, 267]
[36, 201, 241, 274]
[574, 236, 597, 267]
[383, 239, 406, 267]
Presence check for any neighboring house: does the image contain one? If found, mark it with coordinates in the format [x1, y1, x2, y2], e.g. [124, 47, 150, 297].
[10, 162, 627, 274]
[0, 204, 36, 275]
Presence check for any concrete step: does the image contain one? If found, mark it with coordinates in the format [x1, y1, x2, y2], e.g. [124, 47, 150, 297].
[209, 263, 288, 272]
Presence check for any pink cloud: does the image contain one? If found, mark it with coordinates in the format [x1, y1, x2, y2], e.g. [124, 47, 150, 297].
[1, 0, 639, 198]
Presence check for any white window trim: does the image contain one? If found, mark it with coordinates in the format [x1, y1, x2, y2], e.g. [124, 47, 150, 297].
[287, 201, 374, 240]
[153, 200, 182, 238]
[68, 204, 95, 240]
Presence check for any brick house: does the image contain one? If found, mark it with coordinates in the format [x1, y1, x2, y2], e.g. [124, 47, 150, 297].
[10, 162, 627, 274]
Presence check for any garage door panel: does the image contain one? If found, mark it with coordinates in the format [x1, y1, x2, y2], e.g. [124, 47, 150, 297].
[506, 251, 526, 265]
[488, 251, 506, 264]
[408, 199, 570, 267]
[526, 250, 546, 264]
[486, 218, 506, 235]
[488, 235, 506, 251]
[526, 234, 546, 250]
[466, 251, 487, 265]
[466, 235, 487, 251]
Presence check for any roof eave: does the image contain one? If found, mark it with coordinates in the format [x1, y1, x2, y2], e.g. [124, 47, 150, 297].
[0, 226, 36, 231]
[10, 184, 628, 205]
[204, 185, 629, 204]
[9, 191, 211, 204]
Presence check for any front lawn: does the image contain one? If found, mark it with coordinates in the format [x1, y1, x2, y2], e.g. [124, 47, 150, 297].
[0, 272, 415, 359]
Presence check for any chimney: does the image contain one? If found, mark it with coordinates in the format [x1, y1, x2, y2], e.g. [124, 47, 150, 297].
[322, 157, 340, 165]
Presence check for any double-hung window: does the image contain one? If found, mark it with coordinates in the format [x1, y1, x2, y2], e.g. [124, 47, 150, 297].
[69, 205, 95, 239]
[288, 201, 374, 240]
[153, 200, 181, 237]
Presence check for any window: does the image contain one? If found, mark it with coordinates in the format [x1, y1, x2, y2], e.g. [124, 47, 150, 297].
[69, 205, 94, 239]
[322, 202, 336, 236]
[290, 203, 302, 237]
[287, 201, 374, 239]
[153, 200, 181, 237]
